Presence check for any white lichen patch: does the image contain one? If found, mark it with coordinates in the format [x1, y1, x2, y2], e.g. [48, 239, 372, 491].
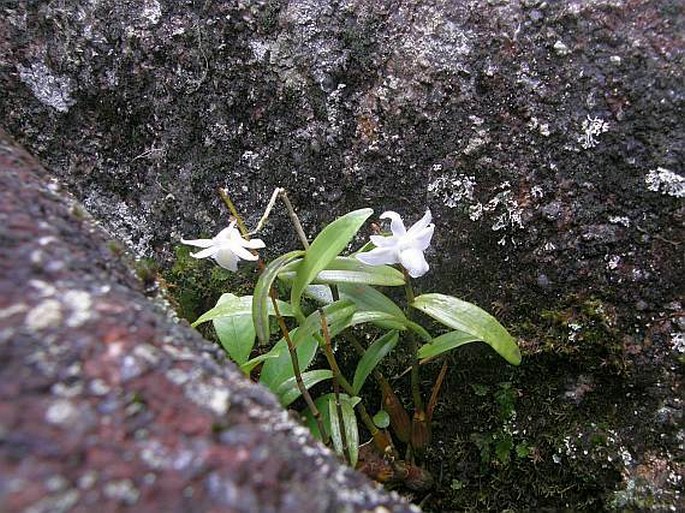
[17, 62, 76, 113]
[427, 170, 476, 209]
[140, 0, 162, 25]
[103, 479, 140, 505]
[249, 39, 270, 62]
[25, 299, 63, 333]
[645, 167, 685, 198]
[577, 115, 609, 149]
[427, 174, 526, 245]
[63, 290, 93, 328]
[23, 489, 79, 513]
[185, 382, 231, 416]
[670, 333, 685, 353]
[45, 399, 79, 426]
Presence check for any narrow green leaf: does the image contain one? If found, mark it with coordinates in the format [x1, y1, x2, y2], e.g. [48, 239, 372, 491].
[259, 327, 319, 391]
[291, 209, 373, 319]
[280, 257, 405, 286]
[252, 250, 305, 344]
[240, 351, 279, 374]
[348, 311, 408, 331]
[417, 330, 481, 362]
[338, 283, 412, 332]
[276, 369, 333, 407]
[291, 300, 357, 349]
[302, 394, 333, 441]
[193, 294, 292, 328]
[328, 394, 360, 467]
[352, 331, 399, 394]
[412, 293, 521, 365]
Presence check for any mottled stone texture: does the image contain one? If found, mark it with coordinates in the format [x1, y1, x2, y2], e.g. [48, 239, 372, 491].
[1, 0, 684, 511]
[0, 132, 417, 513]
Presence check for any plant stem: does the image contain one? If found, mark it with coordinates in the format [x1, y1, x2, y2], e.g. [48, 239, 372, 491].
[271, 293, 329, 445]
[320, 310, 350, 463]
[278, 190, 310, 250]
[427, 360, 449, 421]
[218, 187, 249, 236]
[250, 187, 283, 235]
[320, 328, 395, 456]
[403, 270, 424, 412]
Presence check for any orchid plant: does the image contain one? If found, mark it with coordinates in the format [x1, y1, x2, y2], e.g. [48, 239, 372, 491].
[183, 190, 521, 490]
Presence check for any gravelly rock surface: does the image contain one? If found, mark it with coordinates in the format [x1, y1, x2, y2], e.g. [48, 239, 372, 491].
[1, 0, 684, 511]
[0, 130, 418, 513]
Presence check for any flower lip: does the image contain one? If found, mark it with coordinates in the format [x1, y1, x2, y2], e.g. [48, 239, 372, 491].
[356, 209, 434, 278]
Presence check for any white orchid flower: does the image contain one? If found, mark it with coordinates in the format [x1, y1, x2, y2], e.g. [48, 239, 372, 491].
[356, 210, 435, 278]
[181, 221, 266, 271]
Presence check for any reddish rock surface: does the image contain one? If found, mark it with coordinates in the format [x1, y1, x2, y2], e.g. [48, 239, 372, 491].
[0, 130, 418, 513]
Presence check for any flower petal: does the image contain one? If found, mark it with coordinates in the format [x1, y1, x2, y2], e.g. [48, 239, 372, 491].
[215, 225, 239, 242]
[411, 224, 434, 251]
[214, 249, 239, 271]
[356, 247, 399, 266]
[230, 243, 259, 262]
[242, 237, 266, 250]
[181, 237, 214, 248]
[406, 209, 432, 236]
[190, 246, 218, 259]
[380, 211, 406, 236]
[370, 234, 396, 248]
[399, 247, 429, 278]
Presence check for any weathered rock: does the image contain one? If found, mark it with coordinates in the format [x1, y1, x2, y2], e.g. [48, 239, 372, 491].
[0, 131, 418, 513]
[1, 0, 683, 510]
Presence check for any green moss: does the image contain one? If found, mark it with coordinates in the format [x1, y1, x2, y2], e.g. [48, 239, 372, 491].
[161, 245, 254, 324]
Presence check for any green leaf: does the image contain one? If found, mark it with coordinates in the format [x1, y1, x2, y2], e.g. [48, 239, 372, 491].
[239, 351, 279, 374]
[214, 314, 255, 365]
[276, 369, 333, 407]
[328, 394, 360, 467]
[338, 284, 433, 340]
[373, 410, 390, 429]
[302, 394, 333, 441]
[291, 300, 357, 349]
[418, 330, 481, 362]
[352, 331, 399, 394]
[280, 257, 405, 286]
[304, 284, 334, 304]
[411, 293, 521, 365]
[194, 294, 253, 365]
[253, 250, 305, 344]
[338, 283, 407, 320]
[191, 293, 292, 328]
[348, 311, 408, 331]
[259, 328, 319, 391]
[291, 209, 373, 319]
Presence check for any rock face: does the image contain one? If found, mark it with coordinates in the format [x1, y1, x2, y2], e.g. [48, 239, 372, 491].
[0, 131, 418, 513]
[1, 0, 683, 511]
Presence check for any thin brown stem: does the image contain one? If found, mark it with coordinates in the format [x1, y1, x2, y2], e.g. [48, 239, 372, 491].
[218, 187, 249, 236]
[271, 294, 329, 445]
[427, 360, 448, 421]
[279, 190, 310, 250]
[320, 310, 350, 463]
[319, 328, 395, 456]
